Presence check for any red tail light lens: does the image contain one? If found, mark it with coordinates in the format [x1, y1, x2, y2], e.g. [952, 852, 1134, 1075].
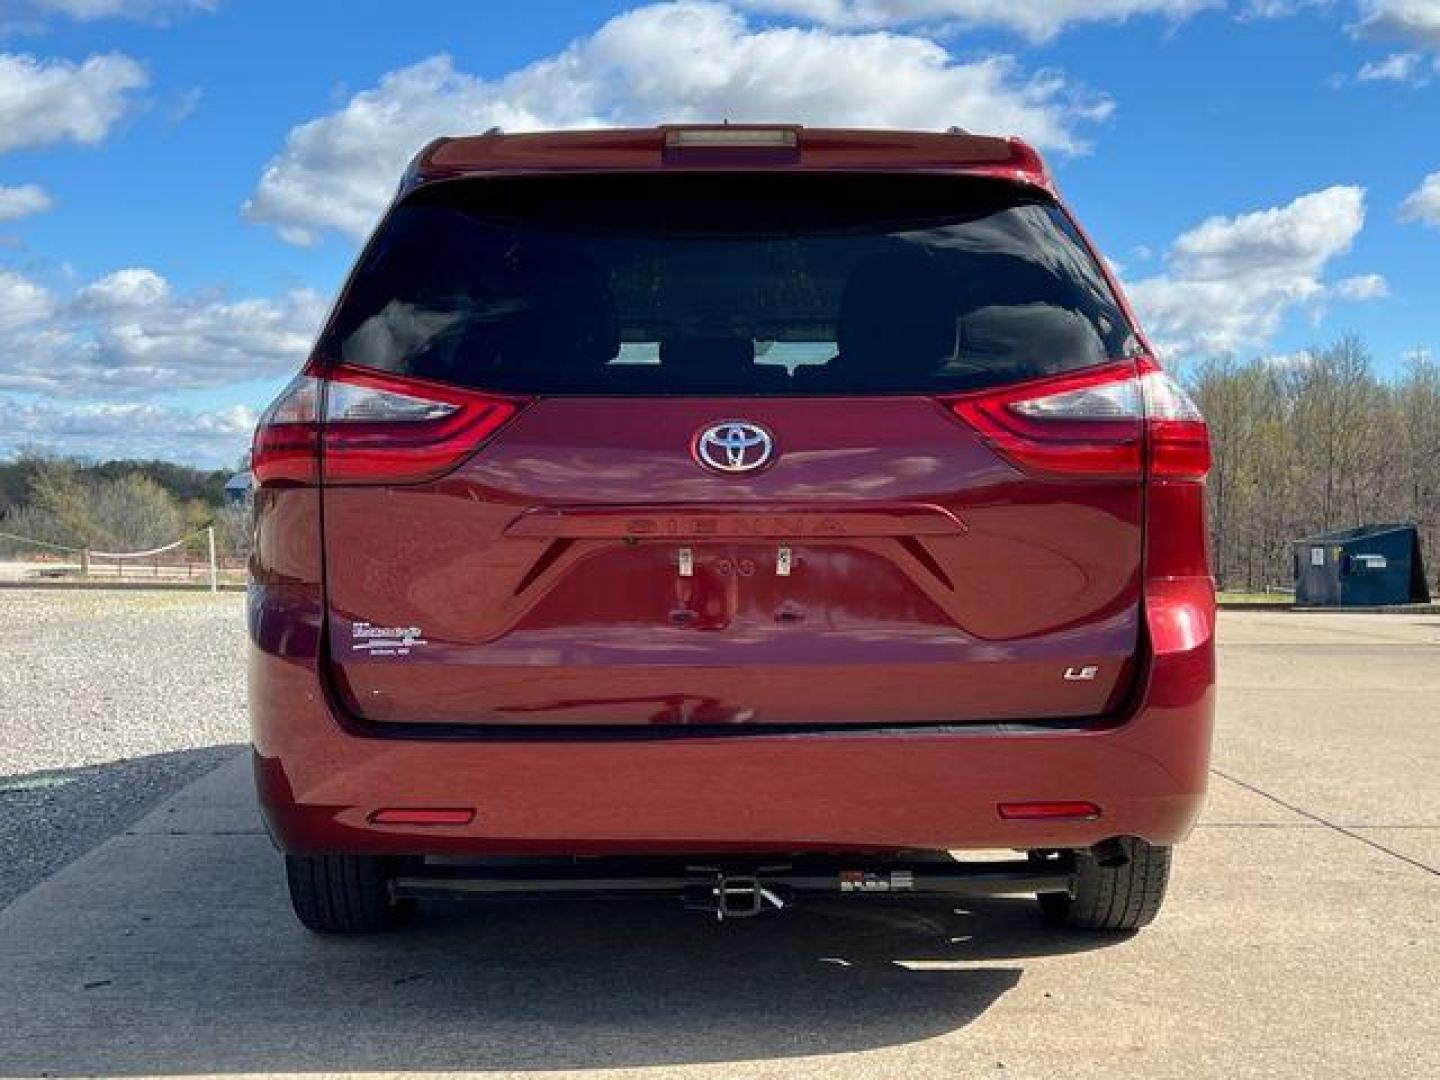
[946, 362, 1143, 480]
[944, 359, 1209, 482]
[251, 373, 321, 486]
[250, 365, 524, 488]
[321, 366, 521, 485]
[1139, 362, 1211, 481]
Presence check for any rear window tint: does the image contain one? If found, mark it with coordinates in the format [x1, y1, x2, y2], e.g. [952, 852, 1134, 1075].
[324, 173, 1138, 396]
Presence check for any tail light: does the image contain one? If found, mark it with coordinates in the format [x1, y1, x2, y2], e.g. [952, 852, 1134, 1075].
[1140, 364, 1211, 480]
[251, 365, 523, 487]
[319, 366, 521, 484]
[945, 358, 1209, 482]
[251, 373, 321, 486]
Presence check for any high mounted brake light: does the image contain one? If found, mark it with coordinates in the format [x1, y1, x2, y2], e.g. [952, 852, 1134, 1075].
[661, 126, 801, 165]
[663, 127, 798, 148]
[251, 365, 525, 487]
[944, 359, 1210, 483]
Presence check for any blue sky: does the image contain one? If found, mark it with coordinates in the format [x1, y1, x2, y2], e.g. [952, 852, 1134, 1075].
[1, 0, 1439, 466]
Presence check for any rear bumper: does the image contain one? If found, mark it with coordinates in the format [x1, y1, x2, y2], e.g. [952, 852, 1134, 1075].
[250, 583, 1214, 856]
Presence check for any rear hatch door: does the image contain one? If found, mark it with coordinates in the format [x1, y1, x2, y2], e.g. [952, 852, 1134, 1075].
[318, 171, 1145, 728]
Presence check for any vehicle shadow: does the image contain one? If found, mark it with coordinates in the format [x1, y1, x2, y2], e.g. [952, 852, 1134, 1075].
[3, 887, 1128, 1075]
[0, 750, 1132, 1075]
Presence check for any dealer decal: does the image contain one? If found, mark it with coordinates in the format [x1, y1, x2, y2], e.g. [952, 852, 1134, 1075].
[350, 621, 427, 656]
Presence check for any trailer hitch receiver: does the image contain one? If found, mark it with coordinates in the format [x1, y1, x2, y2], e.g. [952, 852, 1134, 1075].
[686, 869, 787, 920]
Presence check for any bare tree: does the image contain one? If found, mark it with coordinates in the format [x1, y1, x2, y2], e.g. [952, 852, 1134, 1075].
[90, 474, 185, 551]
[1184, 336, 1438, 594]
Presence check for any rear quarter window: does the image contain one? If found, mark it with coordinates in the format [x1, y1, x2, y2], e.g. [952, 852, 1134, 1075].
[323, 172, 1138, 396]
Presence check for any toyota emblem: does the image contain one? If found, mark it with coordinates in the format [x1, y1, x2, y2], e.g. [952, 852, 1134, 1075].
[693, 421, 775, 474]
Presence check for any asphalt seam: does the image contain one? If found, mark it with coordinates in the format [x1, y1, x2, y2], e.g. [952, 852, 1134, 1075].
[1196, 822, 1326, 828]
[1196, 822, 1438, 829]
[1213, 687, 1435, 695]
[1209, 768, 1439, 878]
[1220, 644, 1440, 650]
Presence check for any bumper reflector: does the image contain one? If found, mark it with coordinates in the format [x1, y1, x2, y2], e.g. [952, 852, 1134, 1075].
[369, 808, 475, 826]
[998, 801, 1101, 822]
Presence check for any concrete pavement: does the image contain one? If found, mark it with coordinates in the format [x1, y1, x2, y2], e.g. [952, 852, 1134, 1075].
[0, 611, 1436, 1078]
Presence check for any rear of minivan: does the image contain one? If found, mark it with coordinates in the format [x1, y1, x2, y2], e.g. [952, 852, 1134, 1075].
[248, 127, 1215, 934]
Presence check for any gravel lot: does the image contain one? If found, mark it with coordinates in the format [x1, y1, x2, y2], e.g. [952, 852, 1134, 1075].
[0, 588, 247, 907]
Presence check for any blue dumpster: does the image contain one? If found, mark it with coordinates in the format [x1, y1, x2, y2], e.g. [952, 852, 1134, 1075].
[1293, 524, 1430, 607]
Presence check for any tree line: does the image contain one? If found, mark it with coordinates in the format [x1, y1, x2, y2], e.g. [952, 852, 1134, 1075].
[0, 454, 249, 559]
[1186, 336, 1439, 593]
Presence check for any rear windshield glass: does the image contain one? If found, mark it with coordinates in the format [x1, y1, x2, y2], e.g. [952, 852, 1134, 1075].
[324, 173, 1138, 396]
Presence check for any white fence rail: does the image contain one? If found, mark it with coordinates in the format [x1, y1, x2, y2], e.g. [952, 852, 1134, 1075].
[0, 526, 227, 590]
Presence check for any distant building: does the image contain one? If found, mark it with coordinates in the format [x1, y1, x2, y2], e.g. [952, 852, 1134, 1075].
[223, 470, 252, 505]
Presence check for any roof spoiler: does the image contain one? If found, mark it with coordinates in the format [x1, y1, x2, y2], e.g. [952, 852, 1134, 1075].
[397, 126, 1053, 195]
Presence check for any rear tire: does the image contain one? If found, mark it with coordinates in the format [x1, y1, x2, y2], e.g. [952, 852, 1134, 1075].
[284, 853, 417, 934]
[1035, 839, 1171, 931]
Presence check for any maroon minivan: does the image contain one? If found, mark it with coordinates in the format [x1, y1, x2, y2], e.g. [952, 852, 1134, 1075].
[249, 126, 1215, 933]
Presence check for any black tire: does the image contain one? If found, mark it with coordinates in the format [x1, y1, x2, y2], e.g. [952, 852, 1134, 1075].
[1035, 838, 1171, 931]
[284, 853, 417, 934]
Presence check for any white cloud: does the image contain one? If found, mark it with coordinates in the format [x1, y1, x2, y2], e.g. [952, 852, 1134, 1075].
[1346, 4, 1440, 85]
[1330, 272, 1388, 299]
[0, 52, 147, 154]
[0, 261, 309, 464]
[24, 0, 206, 15]
[0, 53, 146, 224]
[1125, 186, 1382, 359]
[0, 182, 51, 220]
[74, 266, 170, 310]
[1238, 1, 1332, 18]
[1353, 0, 1440, 49]
[1356, 49, 1431, 79]
[0, 266, 325, 396]
[1399, 169, 1440, 226]
[1, 0, 212, 32]
[245, 1, 1113, 245]
[1166, 186, 1365, 278]
[0, 397, 256, 467]
[0, 269, 53, 331]
[735, 0, 1217, 40]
